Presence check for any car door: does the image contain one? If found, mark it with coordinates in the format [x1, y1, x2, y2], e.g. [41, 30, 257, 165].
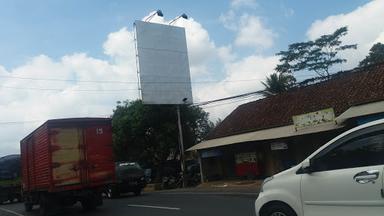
[301, 125, 384, 216]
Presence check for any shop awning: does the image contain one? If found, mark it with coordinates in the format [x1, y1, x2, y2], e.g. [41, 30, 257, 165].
[335, 101, 384, 123]
[189, 100, 384, 151]
[187, 122, 343, 151]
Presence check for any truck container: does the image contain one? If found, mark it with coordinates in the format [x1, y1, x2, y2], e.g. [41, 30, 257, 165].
[20, 118, 115, 215]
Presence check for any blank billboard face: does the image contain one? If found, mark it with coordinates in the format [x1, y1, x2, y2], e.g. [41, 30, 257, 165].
[134, 20, 193, 105]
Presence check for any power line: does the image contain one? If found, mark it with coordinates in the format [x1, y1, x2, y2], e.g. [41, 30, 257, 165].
[0, 74, 269, 84]
[0, 120, 41, 125]
[0, 75, 132, 84]
[195, 90, 264, 106]
[0, 74, 312, 84]
[0, 114, 112, 125]
[0, 85, 138, 92]
[201, 95, 261, 109]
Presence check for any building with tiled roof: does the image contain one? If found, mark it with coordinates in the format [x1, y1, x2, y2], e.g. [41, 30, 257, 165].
[189, 63, 384, 181]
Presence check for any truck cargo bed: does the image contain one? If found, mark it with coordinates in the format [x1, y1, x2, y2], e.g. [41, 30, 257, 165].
[21, 118, 115, 193]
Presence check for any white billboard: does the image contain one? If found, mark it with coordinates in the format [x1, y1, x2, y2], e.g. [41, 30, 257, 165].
[134, 20, 193, 105]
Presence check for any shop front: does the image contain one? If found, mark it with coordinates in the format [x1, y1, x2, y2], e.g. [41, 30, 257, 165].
[198, 127, 344, 181]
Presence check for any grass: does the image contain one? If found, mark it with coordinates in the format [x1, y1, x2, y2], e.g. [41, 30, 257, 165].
[0, 178, 21, 186]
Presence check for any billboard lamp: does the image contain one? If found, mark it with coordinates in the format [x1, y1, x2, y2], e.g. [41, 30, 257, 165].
[169, 13, 188, 25]
[144, 10, 163, 22]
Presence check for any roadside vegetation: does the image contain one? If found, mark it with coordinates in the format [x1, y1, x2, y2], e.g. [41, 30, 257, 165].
[111, 100, 213, 181]
[262, 27, 384, 96]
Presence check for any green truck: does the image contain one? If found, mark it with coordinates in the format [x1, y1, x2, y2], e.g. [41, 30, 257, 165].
[0, 155, 22, 204]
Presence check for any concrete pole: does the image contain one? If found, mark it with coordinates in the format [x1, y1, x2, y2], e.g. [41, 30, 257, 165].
[197, 151, 205, 183]
[176, 105, 186, 188]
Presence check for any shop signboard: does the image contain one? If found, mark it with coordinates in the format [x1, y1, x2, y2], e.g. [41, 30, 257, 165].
[270, 142, 288, 151]
[292, 108, 335, 130]
[201, 149, 222, 158]
[235, 152, 260, 177]
[235, 152, 257, 164]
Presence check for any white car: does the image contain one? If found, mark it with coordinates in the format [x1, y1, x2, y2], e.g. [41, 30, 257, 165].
[255, 119, 384, 216]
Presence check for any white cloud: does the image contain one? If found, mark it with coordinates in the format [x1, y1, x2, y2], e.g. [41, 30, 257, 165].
[219, 10, 237, 31]
[219, 8, 277, 50]
[283, 7, 294, 17]
[195, 55, 278, 120]
[235, 15, 277, 49]
[103, 27, 136, 62]
[307, 0, 384, 69]
[217, 45, 237, 63]
[172, 18, 217, 77]
[0, 10, 279, 156]
[0, 46, 138, 157]
[231, 0, 257, 9]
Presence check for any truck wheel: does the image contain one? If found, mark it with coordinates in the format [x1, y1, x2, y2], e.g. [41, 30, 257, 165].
[39, 194, 60, 216]
[133, 189, 142, 196]
[107, 186, 120, 199]
[17, 194, 24, 202]
[39, 195, 51, 216]
[24, 202, 33, 212]
[81, 196, 97, 211]
[95, 192, 103, 207]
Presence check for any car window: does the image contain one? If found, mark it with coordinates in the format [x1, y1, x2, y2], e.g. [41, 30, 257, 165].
[313, 130, 384, 172]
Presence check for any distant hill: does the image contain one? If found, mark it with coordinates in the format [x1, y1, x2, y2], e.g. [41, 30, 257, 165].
[0, 155, 20, 179]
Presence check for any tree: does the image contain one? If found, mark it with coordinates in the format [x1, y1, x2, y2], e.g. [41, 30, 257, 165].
[276, 26, 357, 79]
[112, 100, 213, 177]
[359, 42, 384, 67]
[261, 73, 296, 97]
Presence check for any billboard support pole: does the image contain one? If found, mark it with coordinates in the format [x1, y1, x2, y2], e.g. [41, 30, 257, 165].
[176, 105, 186, 188]
[133, 22, 142, 100]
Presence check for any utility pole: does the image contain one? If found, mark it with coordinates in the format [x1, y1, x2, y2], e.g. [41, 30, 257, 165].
[176, 105, 186, 188]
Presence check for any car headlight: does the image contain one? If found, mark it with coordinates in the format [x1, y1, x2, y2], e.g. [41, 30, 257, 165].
[260, 176, 273, 192]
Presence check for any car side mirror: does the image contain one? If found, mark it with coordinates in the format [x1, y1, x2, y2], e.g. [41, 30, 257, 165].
[299, 159, 314, 174]
[302, 160, 310, 169]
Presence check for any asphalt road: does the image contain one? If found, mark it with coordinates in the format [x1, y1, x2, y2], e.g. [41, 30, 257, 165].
[0, 191, 257, 216]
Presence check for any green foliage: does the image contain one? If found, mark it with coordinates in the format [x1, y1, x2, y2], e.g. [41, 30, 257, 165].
[112, 100, 213, 168]
[359, 43, 384, 67]
[276, 26, 357, 78]
[0, 177, 21, 186]
[261, 73, 296, 97]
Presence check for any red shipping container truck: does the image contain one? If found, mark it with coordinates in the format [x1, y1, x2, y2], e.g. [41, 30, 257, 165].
[20, 118, 115, 215]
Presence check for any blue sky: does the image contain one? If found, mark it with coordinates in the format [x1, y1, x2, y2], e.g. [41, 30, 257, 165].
[0, 0, 383, 156]
[0, 0, 370, 69]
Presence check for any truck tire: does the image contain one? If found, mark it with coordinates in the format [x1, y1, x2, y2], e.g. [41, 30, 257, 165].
[133, 188, 142, 196]
[106, 186, 120, 199]
[81, 195, 97, 211]
[39, 194, 52, 216]
[95, 192, 103, 207]
[39, 194, 60, 216]
[24, 202, 33, 212]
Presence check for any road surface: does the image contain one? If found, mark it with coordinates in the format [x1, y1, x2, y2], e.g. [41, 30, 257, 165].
[0, 191, 257, 216]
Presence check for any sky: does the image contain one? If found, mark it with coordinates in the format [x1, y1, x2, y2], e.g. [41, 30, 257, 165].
[1, 0, 383, 156]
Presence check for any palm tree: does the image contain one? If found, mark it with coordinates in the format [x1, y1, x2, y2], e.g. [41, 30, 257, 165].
[261, 73, 295, 97]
